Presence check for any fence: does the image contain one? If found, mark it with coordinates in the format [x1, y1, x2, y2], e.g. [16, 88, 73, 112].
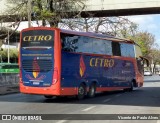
[0, 63, 19, 94]
[0, 73, 19, 87]
[0, 63, 19, 86]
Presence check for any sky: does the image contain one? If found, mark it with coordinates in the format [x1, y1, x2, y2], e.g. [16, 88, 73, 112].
[127, 14, 160, 48]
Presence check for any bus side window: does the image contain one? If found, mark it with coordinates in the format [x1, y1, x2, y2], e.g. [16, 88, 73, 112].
[92, 39, 106, 54]
[104, 40, 112, 55]
[112, 42, 121, 56]
[61, 34, 78, 52]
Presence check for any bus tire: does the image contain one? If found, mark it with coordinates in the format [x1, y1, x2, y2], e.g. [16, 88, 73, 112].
[124, 81, 134, 92]
[128, 81, 134, 91]
[77, 84, 86, 100]
[44, 95, 53, 99]
[88, 83, 96, 98]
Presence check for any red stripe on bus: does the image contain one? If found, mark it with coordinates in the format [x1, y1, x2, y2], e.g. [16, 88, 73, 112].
[20, 83, 132, 96]
[20, 83, 60, 95]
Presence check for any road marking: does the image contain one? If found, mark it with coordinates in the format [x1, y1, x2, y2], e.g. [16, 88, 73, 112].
[103, 98, 111, 103]
[56, 120, 67, 123]
[82, 106, 96, 111]
[56, 117, 71, 123]
[133, 88, 138, 90]
[115, 94, 122, 97]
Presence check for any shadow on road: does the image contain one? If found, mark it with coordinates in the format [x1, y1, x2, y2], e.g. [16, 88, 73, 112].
[43, 87, 160, 107]
[0, 86, 160, 107]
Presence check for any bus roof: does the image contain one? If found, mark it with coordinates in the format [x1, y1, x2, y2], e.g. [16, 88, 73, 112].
[60, 29, 135, 44]
[21, 27, 135, 44]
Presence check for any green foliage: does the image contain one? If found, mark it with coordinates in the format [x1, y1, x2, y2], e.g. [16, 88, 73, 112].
[128, 31, 155, 57]
[10, 48, 18, 58]
[5, 0, 85, 27]
[32, 1, 55, 20]
[137, 40, 148, 55]
[0, 49, 6, 60]
[0, 48, 18, 62]
[31, 0, 85, 27]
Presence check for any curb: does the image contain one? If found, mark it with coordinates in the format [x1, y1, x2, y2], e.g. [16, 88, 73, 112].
[0, 86, 19, 95]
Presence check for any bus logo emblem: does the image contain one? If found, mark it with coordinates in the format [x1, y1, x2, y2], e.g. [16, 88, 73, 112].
[79, 56, 86, 77]
[32, 58, 40, 78]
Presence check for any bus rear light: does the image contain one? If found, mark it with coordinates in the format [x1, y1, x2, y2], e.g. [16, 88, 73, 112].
[20, 78, 22, 83]
[52, 68, 58, 85]
[53, 79, 58, 84]
[19, 71, 22, 83]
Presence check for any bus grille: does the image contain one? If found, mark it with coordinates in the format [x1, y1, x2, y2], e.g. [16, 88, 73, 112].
[22, 60, 53, 72]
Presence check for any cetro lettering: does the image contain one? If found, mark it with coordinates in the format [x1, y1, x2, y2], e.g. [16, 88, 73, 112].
[90, 58, 114, 67]
[23, 35, 52, 41]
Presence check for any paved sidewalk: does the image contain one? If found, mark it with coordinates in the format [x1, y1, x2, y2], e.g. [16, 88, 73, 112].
[0, 86, 19, 95]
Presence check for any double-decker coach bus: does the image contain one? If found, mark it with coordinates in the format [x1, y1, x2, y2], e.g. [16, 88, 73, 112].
[19, 27, 147, 99]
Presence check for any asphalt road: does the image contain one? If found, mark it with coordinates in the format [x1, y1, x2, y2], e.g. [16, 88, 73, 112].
[0, 75, 160, 123]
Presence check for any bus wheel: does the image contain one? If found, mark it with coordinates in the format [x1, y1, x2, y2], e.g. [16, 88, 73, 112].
[124, 81, 134, 92]
[77, 84, 86, 100]
[44, 95, 53, 99]
[128, 81, 134, 91]
[88, 83, 96, 98]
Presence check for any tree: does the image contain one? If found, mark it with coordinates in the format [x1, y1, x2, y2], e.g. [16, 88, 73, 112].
[3, 0, 86, 27]
[0, 48, 18, 63]
[10, 48, 18, 63]
[130, 31, 155, 57]
[59, 17, 138, 37]
[128, 31, 158, 73]
[149, 48, 160, 73]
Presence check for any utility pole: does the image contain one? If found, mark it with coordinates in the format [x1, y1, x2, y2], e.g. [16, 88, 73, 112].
[27, 0, 32, 27]
[7, 29, 10, 63]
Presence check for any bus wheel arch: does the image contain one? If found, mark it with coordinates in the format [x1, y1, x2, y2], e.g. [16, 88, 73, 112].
[88, 82, 97, 98]
[132, 79, 137, 87]
[129, 79, 136, 91]
[44, 95, 53, 99]
[77, 82, 87, 100]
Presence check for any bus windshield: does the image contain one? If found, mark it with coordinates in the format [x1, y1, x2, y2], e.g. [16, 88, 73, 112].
[21, 30, 54, 48]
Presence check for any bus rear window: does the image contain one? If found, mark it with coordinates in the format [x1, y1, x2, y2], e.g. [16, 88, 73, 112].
[21, 30, 54, 47]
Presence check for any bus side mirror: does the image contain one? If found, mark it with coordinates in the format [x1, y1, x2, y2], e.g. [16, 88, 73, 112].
[139, 56, 149, 67]
[145, 59, 149, 67]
